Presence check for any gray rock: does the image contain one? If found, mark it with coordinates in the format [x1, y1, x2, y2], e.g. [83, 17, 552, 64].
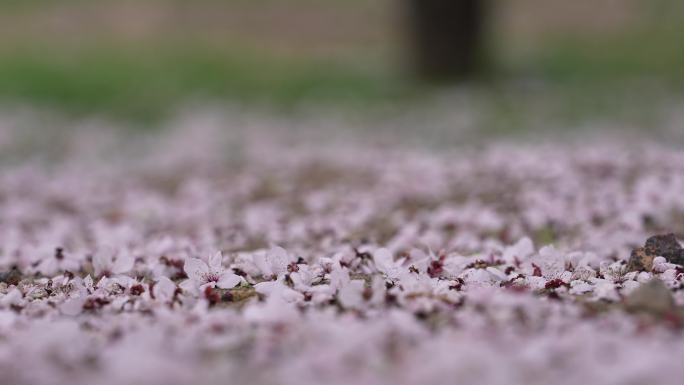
[627, 233, 684, 271]
[0, 268, 22, 286]
[645, 233, 684, 265]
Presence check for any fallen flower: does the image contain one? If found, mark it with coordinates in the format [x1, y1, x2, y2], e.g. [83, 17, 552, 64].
[180, 252, 242, 295]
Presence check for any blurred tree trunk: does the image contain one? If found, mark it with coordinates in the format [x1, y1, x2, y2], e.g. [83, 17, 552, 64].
[404, 0, 487, 82]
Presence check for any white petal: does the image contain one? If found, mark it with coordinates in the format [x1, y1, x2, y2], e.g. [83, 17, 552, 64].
[253, 251, 271, 276]
[216, 273, 242, 289]
[486, 266, 508, 281]
[267, 246, 290, 275]
[338, 280, 365, 309]
[97, 276, 109, 289]
[184, 258, 209, 282]
[208, 251, 223, 271]
[502, 237, 534, 264]
[112, 253, 134, 274]
[244, 294, 299, 324]
[198, 282, 216, 292]
[329, 266, 350, 290]
[373, 248, 394, 273]
[93, 248, 113, 276]
[254, 277, 303, 303]
[84, 275, 94, 289]
[154, 277, 177, 302]
[254, 281, 278, 296]
[37, 259, 58, 277]
[61, 259, 81, 273]
[179, 279, 199, 295]
[279, 287, 305, 303]
[0, 288, 23, 307]
[110, 297, 129, 311]
[60, 296, 86, 316]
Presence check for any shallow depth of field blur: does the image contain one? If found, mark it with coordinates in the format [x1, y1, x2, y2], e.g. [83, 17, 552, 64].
[5, 2, 684, 385]
[1, 0, 683, 140]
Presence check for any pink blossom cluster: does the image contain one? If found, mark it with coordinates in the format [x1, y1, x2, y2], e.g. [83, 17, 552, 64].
[1, 126, 684, 384]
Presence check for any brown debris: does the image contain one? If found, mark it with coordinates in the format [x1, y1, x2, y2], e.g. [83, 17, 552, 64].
[204, 286, 258, 309]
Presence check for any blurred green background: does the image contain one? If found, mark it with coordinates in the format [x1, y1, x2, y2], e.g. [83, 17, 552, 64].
[1, 0, 683, 133]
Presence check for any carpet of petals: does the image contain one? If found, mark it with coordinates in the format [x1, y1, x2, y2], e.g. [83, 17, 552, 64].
[2, 122, 684, 385]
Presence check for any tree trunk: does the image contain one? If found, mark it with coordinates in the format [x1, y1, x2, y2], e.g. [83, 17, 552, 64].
[404, 0, 487, 82]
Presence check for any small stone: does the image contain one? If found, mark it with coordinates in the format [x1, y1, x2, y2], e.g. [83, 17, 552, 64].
[645, 233, 684, 265]
[627, 233, 684, 271]
[0, 268, 22, 286]
[225, 286, 257, 302]
[212, 286, 257, 308]
[627, 247, 655, 272]
[29, 288, 49, 300]
[624, 279, 675, 315]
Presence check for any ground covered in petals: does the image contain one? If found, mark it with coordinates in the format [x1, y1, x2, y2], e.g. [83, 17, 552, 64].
[2, 121, 684, 385]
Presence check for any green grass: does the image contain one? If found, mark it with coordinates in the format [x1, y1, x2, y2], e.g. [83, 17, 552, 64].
[477, 16, 684, 135]
[2, 30, 683, 129]
[2, 1, 684, 130]
[520, 33, 684, 86]
[0, 45, 418, 123]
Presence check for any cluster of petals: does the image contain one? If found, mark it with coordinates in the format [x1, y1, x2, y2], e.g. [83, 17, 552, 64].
[2, 124, 684, 384]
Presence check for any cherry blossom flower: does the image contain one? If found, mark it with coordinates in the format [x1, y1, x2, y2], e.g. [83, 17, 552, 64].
[6, 125, 684, 385]
[502, 237, 534, 264]
[252, 246, 292, 278]
[254, 277, 304, 303]
[93, 247, 134, 277]
[180, 252, 242, 295]
[373, 248, 405, 279]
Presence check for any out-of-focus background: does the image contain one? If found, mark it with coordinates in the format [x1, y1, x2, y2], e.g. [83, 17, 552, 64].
[1, 0, 683, 142]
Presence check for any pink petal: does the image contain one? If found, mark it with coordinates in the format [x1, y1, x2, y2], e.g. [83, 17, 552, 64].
[154, 277, 177, 302]
[216, 273, 242, 289]
[60, 296, 86, 316]
[184, 258, 209, 281]
[37, 258, 58, 276]
[112, 253, 134, 274]
[61, 259, 81, 273]
[93, 248, 114, 276]
[179, 279, 199, 295]
[373, 248, 394, 272]
[208, 251, 223, 271]
[267, 246, 290, 275]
